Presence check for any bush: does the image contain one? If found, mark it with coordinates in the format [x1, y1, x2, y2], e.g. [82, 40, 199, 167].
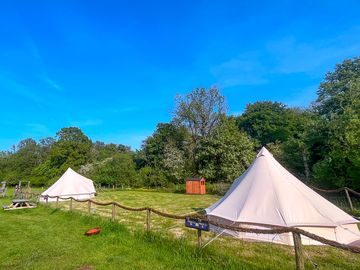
[206, 182, 231, 196]
[138, 167, 168, 188]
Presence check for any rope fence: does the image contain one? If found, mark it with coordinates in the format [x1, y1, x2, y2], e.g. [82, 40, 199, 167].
[310, 186, 360, 212]
[20, 191, 360, 270]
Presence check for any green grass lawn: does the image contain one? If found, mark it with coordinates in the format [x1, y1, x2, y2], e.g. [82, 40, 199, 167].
[1, 190, 360, 269]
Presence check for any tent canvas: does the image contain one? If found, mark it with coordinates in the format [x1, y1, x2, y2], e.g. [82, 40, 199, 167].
[205, 147, 360, 246]
[40, 168, 96, 202]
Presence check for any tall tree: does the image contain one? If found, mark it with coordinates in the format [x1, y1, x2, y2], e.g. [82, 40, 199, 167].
[237, 101, 294, 146]
[316, 57, 360, 117]
[196, 118, 255, 182]
[173, 87, 226, 146]
[312, 58, 360, 188]
[90, 153, 138, 187]
[273, 109, 320, 181]
[142, 123, 189, 171]
[48, 127, 92, 173]
[313, 78, 360, 188]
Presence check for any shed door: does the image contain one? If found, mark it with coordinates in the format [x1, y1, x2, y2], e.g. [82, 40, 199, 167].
[193, 181, 200, 194]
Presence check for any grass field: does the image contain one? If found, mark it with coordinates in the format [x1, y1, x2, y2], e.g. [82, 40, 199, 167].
[1, 190, 360, 269]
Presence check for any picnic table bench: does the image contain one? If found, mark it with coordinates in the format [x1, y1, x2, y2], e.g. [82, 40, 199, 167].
[3, 199, 37, 211]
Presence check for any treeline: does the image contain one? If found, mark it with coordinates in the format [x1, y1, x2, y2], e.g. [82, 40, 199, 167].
[0, 57, 359, 190]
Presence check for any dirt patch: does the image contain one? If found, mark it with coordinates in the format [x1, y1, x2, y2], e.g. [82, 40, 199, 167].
[169, 227, 185, 238]
[76, 265, 94, 270]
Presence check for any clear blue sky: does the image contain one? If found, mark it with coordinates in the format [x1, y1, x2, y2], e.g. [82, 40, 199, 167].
[1, 1, 359, 150]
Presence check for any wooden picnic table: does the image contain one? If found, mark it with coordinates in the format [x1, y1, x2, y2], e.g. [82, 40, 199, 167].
[3, 199, 37, 211]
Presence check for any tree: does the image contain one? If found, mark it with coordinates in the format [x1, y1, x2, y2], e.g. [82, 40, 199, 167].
[138, 166, 167, 188]
[316, 57, 360, 118]
[237, 101, 295, 146]
[310, 58, 360, 189]
[90, 153, 138, 187]
[91, 141, 130, 162]
[45, 127, 92, 177]
[313, 78, 360, 188]
[162, 143, 186, 184]
[142, 123, 190, 173]
[173, 87, 226, 146]
[267, 109, 321, 182]
[0, 138, 42, 182]
[196, 118, 255, 182]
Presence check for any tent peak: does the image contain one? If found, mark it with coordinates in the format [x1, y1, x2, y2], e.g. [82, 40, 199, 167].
[256, 147, 273, 158]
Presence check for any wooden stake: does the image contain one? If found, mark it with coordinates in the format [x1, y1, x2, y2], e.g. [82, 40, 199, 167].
[45, 196, 48, 204]
[112, 203, 116, 221]
[197, 229, 202, 247]
[56, 197, 59, 208]
[345, 188, 354, 211]
[70, 197, 73, 211]
[146, 209, 151, 232]
[88, 200, 91, 214]
[293, 232, 304, 270]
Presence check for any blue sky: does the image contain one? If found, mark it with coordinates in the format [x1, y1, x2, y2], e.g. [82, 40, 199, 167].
[1, 1, 360, 150]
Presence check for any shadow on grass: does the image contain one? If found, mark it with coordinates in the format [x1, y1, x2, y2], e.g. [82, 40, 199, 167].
[50, 208, 61, 214]
[191, 207, 206, 214]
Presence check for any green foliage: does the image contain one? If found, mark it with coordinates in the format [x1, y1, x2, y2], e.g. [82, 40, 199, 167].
[173, 87, 226, 144]
[316, 57, 360, 117]
[141, 123, 190, 183]
[138, 166, 168, 188]
[0, 138, 47, 184]
[312, 59, 360, 188]
[49, 127, 92, 171]
[91, 141, 130, 161]
[237, 101, 296, 146]
[266, 110, 320, 181]
[90, 153, 138, 187]
[196, 118, 255, 182]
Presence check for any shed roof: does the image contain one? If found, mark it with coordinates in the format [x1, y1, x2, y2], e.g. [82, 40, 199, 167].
[186, 178, 205, 181]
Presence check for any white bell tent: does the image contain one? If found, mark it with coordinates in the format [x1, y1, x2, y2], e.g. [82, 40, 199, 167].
[40, 167, 96, 202]
[206, 147, 360, 246]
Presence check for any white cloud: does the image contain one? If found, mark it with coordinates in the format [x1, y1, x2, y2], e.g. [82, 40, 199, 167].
[209, 27, 360, 89]
[43, 76, 62, 91]
[210, 52, 269, 88]
[266, 27, 360, 76]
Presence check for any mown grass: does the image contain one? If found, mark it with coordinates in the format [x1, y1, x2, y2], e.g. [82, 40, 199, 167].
[1, 191, 360, 269]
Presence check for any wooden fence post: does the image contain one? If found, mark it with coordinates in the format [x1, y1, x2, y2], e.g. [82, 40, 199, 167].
[70, 197, 73, 211]
[293, 232, 304, 270]
[345, 188, 354, 211]
[197, 229, 202, 248]
[56, 197, 59, 208]
[146, 209, 151, 232]
[88, 200, 91, 214]
[112, 203, 116, 221]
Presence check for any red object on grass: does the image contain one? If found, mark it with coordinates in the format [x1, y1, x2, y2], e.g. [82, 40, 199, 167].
[84, 227, 101, 236]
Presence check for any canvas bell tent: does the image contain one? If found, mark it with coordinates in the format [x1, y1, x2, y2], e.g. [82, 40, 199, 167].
[206, 147, 360, 246]
[40, 168, 96, 202]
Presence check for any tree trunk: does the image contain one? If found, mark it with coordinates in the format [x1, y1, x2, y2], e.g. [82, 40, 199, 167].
[302, 149, 310, 182]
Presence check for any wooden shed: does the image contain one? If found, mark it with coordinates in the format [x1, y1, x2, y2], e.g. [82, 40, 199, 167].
[186, 178, 206, 195]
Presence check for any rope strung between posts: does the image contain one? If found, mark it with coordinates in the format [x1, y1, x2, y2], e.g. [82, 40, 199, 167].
[22, 192, 360, 254]
[310, 186, 360, 197]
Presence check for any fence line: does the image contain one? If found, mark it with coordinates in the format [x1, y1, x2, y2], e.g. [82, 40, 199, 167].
[18, 191, 360, 270]
[23, 192, 360, 254]
[310, 186, 360, 197]
[310, 186, 360, 211]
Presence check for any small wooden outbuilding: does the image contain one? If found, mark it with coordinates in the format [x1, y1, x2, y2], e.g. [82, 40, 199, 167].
[186, 178, 206, 195]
